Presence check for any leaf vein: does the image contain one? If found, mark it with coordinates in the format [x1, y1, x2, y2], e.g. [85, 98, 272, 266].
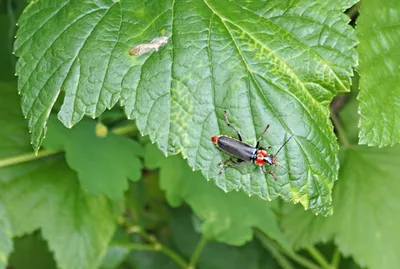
[16, 1, 70, 52]
[234, 2, 348, 92]
[94, 4, 123, 116]
[20, 7, 110, 115]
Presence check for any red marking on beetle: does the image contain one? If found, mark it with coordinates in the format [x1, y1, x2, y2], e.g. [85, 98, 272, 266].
[211, 110, 294, 180]
[254, 149, 268, 166]
[211, 136, 219, 145]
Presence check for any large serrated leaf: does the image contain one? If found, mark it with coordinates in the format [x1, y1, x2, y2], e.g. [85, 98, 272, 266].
[15, 0, 357, 215]
[357, 0, 400, 146]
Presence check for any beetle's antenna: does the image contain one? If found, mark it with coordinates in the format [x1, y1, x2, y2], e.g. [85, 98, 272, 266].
[273, 135, 296, 179]
[274, 135, 293, 158]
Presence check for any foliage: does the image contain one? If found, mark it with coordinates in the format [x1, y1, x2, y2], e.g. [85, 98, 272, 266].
[0, 0, 399, 269]
[357, 0, 400, 146]
[282, 145, 400, 269]
[13, 0, 359, 215]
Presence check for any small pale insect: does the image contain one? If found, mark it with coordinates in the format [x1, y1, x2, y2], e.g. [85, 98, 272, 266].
[129, 36, 169, 57]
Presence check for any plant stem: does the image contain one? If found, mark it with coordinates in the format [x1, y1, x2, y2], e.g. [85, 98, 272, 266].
[0, 149, 59, 168]
[255, 230, 319, 269]
[134, 226, 158, 244]
[331, 247, 341, 269]
[259, 235, 295, 269]
[126, 243, 159, 251]
[284, 249, 321, 269]
[306, 246, 331, 269]
[0, 122, 137, 168]
[330, 109, 351, 148]
[112, 123, 137, 136]
[188, 235, 207, 268]
[160, 245, 189, 269]
[123, 240, 190, 269]
[128, 226, 189, 269]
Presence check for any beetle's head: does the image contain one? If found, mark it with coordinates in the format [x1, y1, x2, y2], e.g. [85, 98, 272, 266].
[254, 149, 276, 166]
[264, 154, 277, 166]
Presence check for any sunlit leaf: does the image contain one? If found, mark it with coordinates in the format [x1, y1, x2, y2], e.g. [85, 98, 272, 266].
[15, 0, 358, 215]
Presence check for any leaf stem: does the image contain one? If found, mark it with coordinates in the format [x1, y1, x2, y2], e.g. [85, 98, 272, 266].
[255, 230, 319, 269]
[0, 122, 138, 168]
[0, 149, 60, 168]
[160, 245, 189, 269]
[258, 234, 295, 269]
[330, 109, 351, 147]
[284, 249, 321, 269]
[126, 243, 159, 251]
[188, 235, 207, 268]
[331, 247, 341, 269]
[112, 123, 137, 136]
[122, 240, 190, 269]
[306, 246, 331, 269]
[128, 226, 189, 269]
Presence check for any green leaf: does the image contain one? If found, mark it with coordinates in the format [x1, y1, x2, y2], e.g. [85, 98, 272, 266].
[0, 158, 118, 269]
[100, 244, 130, 269]
[0, 82, 121, 269]
[0, 82, 31, 158]
[145, 144, 290, 249]
[281, 146, 400, 269]
[129, 207, 281, 269]
[357, 0, 400, 146]
[15, 0, 357, 215]
[42, 116, 143, 200]
[169, 208, 281, 269]
[339, 0, 359, 10]
[0, 203, 13, 269]
[9, 232, 57, 269]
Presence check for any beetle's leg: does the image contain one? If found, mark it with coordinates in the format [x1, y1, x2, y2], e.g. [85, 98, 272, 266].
[261, 166, 278, 180]
[256, 124, 270, 148]
[219, 158, 244, 175]
[218, 157, 243, 166]
[269, 170, 278, 181]
[223, 110, 243, 141]
[218, 157, 233, 167]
